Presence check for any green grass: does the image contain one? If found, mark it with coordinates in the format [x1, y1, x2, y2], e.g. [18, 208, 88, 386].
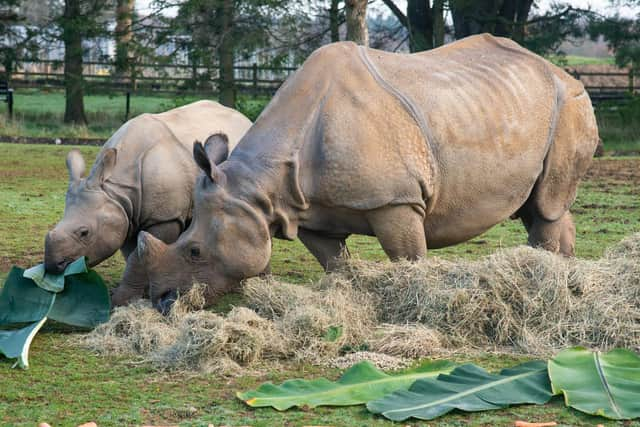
[548, 55, 615, 66]
[1, 88, 639, 153]
[0, 89, 270, 140]
[1, 144, 640, 426]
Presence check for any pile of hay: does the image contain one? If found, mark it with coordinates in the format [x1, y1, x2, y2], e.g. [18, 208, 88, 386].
[81, 233, 640, 373]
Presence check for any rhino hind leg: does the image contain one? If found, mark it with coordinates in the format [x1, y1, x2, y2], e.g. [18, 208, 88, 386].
[298, 228, 350, 272]
[519, 205, 576, 257]
[366, 205, 427, 261]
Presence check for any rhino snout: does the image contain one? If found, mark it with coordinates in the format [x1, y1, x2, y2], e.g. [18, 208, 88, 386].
[153, 289, 178, 315]
[44, 230, 73, 274]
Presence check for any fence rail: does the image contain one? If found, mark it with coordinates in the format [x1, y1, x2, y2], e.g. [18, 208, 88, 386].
[6, 60, 296, 96]
[2, 60, 638, 103]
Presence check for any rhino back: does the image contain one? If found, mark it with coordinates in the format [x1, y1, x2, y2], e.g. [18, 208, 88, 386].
[92, 101, 252, 230]
[228, 37, 569, 245]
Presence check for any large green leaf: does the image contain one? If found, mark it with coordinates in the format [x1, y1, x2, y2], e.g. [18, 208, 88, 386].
[49, 270, 110, 328]
[367, 361, 552, 421]
[0, 262, 110, 369]
[0, 267, 55, 325]
[23, 257, 87, 293]
[549, 347, 640, 420]
[0, 317, 49, 369]
[238, 360, 457, 410]
[0, 266, 109, 329]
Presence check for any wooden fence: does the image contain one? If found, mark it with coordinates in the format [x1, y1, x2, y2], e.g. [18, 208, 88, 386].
[4, 59, 638, 103]
[7, 59, 296, 96]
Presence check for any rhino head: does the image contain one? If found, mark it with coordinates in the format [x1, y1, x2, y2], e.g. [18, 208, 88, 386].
[138, 134, 271, 313]
[44, 148, 129, 273]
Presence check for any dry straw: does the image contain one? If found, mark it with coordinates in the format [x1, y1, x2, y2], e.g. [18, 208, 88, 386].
[80, 233, 640, 373]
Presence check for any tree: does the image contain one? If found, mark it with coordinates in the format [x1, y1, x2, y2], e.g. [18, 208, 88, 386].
[589, 3, 640, 70]
[380, 0, 445, 52]
[61, 0, 87, 124]
[345, 0, 367, 45]
[329, 0, 340, 42]
[115, 0, 134, 76]
[1, 0, 41, 80]
[165, 0, 292, 108]
[56, 0, 110, 125]
[381, 0, 588, 55]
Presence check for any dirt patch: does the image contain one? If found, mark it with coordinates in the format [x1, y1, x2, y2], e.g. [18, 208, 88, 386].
[585, 158, 640, 185]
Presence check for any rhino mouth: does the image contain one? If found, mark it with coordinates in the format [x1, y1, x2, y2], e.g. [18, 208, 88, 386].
[154, 290, 178, 315]
[44, 258, 72, 274]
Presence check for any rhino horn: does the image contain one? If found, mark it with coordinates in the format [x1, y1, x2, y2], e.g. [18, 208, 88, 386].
[137, 231, 166, 265]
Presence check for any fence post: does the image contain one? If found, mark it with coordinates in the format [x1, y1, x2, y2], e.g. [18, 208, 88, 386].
[252, 63, 258, 93]
[629, 68, 635, 95]
[7, 88, 13, 119]
[125, 91, 131, 122]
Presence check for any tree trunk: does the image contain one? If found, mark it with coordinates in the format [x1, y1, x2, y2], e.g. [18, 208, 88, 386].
[345, 0, 368, 45]
[115, 0, 135, 77]
[63, 0, 87, 125]
[329, 0, 340, 42]
[218, 0, 235, 108]
[451, 0, 501, 39]
[432, 0, 445, 47]
[512, 0, 534, 43]
[407, 0, 432, 52]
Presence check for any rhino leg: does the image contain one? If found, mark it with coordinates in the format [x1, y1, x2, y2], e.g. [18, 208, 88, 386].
[298, 228, 350, 272]
[520, 208, 576, 257]
[367, 205, 427, 261]
[111, 221, 183, 306]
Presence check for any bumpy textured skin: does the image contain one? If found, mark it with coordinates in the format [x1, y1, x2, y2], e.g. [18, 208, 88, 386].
[44, 101, 252, 305]
[139, 35, 599, 309]
[233, 35, 597, 247]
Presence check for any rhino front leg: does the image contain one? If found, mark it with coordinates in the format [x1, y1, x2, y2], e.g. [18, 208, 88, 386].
[298, 228, 350, 272]
[111, 221, 183, 306]
[367, 205, 427, 261]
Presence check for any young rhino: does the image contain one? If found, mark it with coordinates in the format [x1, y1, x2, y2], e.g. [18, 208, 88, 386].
[138, 35, 599, 312]
[44, 100, 252, 306]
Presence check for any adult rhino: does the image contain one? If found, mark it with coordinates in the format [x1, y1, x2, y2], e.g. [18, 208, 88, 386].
[44, 100, 252, 306]
[138, 35, 599, 311]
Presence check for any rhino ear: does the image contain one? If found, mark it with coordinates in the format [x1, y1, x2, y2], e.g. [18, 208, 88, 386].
[66, 149, 86, 183]
[87, 148, 117, 189]
[193, 139, 227, 185]
[204, 133, 230, 165]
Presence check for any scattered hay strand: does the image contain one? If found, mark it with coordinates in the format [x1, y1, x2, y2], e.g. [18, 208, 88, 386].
[81, 233, 640, 373]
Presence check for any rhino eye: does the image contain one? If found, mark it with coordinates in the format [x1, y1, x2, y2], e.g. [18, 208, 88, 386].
[77, 227, 89, 239]
[190, 246, 201, 258]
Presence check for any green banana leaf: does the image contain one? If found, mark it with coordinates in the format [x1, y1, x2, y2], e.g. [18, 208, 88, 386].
[0, 261, 110, 369]
[0, 317, 49, 369]
[49, 270, 110, 328]
[548, 347, 640, 420]
[238, 360, 457, 410]
[23, 257, 87, 293]
[0, 267, 55, 325]
[367, 361, 552, 421]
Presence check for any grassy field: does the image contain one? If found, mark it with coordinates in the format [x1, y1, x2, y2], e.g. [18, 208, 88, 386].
[0, 89, 269, 140]
[1, 143, 640, 426]
[0, 88, 639, 154]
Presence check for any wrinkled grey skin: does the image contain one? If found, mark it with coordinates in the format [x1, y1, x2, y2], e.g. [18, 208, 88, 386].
[139, 35, 599, 311]
[44, 100, 252, 306]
